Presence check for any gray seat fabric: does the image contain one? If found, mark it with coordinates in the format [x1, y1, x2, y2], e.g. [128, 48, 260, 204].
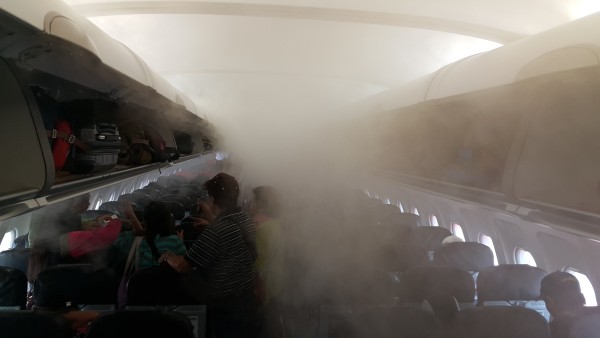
[343, 306, 442, 338]
[569, 311, 600, 338]
[447, 306, 549, 338]
[85, 310, 194, 338]
[477, 264, 547, 303]
[0, 248, 30, 275]
[399, 265, 476, 303]
[413, 227, 452, 252]
[433, 242, 494, 272]
[0, 310, 72, 338]
[0, 266, 27, 308]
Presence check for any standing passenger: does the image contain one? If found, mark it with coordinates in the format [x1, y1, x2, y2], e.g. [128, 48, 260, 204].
[251, 186, 285, 338]
[160, 173, 257, 338]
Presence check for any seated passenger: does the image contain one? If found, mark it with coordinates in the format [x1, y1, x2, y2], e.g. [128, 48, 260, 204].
[115, 201, 186, 268]
[28, 194, 123, 282]
[160, 173, 257, 338]
[539, 271, 600, 338]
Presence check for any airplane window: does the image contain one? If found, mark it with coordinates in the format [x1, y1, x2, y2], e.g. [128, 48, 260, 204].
[430, 215, 439, 227]
[0, 229, 16, 252]
[515, 247, 537, 266]
[565, 268, 598, 306]
[479, 234, 499, 265]
[385, 198, 391, 204]
[451, 222, 466, 241]
[398, 202, 405, 212]
[412, 207, 420, 216]
[94, 199, 103, 210]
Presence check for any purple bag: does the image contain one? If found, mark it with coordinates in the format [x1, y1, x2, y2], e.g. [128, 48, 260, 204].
[117, 236, 142, 309]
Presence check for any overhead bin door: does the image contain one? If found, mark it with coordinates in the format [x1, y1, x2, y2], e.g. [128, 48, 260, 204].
[0, 59, 49, 203]
[513, 66, 600, 214]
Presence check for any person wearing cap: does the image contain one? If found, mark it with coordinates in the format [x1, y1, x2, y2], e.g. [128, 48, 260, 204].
[160, 173, 257, 338]
[539, 271, 600, 338]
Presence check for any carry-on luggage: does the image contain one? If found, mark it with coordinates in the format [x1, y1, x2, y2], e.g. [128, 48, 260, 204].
[64, 116, 121, 174]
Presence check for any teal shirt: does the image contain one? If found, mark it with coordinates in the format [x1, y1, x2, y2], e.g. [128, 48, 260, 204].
[116, 231, 186, 268]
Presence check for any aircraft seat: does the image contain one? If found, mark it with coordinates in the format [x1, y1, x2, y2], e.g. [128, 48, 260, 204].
[373, 242, 428, 273]
[342, 305, 442, 338]
[85, 309, 194, 338]
[378, 212, 422, 228]
[433, 242, 494, 272]
[413, 226, 453, 253]
[125, 264, 200, 306]
[0, 266, 27, 309]
[0, 310, 72, 338]
[33, 264, 118, 310]
[399, 265, 476, 306]
[447, 306, 549, 338]
[0, 248, 30, 275]
[569, 311, 600, 338]
[118, 193, 151, 210]
[158, 194, 193, 212]
[476, 264, 549, 320]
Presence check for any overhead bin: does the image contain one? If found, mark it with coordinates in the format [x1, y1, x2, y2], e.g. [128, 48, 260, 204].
[0, 8, 219, 220]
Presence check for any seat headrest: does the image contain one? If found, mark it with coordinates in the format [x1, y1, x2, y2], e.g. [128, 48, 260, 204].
[433, 242, 494, 271]
[477, 264, 547, 302]
[400, 266, 475, 303]
[449, 307, 549, 338]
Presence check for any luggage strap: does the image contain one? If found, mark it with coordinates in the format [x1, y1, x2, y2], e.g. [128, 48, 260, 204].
[46, 129, 90, 152]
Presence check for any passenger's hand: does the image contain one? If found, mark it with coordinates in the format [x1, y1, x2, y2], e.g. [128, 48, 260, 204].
[197, 201, 216, 222]
[158, 252, 191, 272]
[120, 201, 135, 215]
[188, 217, 209, 229]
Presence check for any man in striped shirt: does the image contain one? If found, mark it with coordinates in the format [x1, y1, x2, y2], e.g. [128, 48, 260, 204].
[161, 173, 257, 338]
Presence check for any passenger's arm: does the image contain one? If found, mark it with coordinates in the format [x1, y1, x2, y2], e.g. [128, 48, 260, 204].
[159, 252, 192, 273]
[121, 201, 144, 235]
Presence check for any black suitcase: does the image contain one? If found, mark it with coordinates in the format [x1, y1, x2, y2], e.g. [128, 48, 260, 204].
[65, 116, 121, 174]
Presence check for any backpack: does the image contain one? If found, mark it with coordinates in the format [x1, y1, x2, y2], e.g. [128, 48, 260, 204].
[118, 122, 154, 165]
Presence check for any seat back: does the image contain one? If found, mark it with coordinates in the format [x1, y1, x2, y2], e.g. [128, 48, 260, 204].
[378, 212, 422, 228]
[0, 310, 72, 338]
[118, 193, 151, 209]
[159, 194, 193, 211]
[33, 264, 118, 309]
[433, 242, 494, 272]
[477, 264, 549, 319]
[374, 242, 428, 273]
[162, 201, 186, 220]
[399, 266, 475, 305]
[97, 201, 124, 217]
[569, 311, 600, 338]
[85, 310, 194, 338]
[0, 266, 27, 309]
[126, 265, 194, 306]
[448, 306, 549, 338]
[0, 248, 30, 275]
[413, 227, 453, 253]
[342, 306, 442, 338]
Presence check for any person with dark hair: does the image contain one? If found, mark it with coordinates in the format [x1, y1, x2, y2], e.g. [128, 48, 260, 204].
[160, 172, 257, 338]
[115, 201, 186, 268]
[539, 271, 600, 338]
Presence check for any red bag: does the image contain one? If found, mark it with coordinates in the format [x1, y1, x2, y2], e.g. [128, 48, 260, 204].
[49, 120, 73, 171]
